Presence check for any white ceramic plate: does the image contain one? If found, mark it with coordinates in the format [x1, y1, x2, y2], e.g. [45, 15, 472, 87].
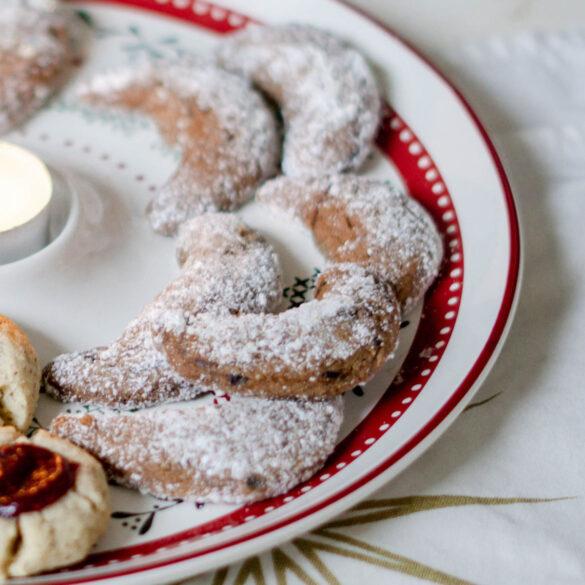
[0, 1, 521, 583]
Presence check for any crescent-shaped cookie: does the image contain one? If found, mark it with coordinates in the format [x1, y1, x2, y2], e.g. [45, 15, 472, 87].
[0, 316, 40, 432]
[160, 263, 400, 399]
[0, 0, 78, 134]
[80, 60, 280, 236]
[0, 427, 110, 579]
[43, 214, 283, 408]
[256, 175, 444, 312]
[51, 396, 343, 504]
[218, 23, 381, 177]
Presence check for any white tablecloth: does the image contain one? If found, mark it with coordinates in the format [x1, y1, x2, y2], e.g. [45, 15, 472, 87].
[186, 29, 585, 585]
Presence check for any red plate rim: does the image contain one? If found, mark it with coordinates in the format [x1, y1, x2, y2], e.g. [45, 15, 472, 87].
[47, 1, 521, 582]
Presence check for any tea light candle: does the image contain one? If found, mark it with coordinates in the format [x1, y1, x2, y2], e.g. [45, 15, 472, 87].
[0, 142, 53, 264]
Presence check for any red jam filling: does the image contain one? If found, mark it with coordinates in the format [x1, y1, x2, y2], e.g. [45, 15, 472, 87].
[0, 443, 78, 518]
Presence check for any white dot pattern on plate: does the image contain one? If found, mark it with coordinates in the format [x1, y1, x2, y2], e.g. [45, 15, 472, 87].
[408, 141, 422, 154]
[425, 168, 438, 181]
[210, 7, 226, 20]
[150, 0, 250, 29]
[417, 155, 431, 169]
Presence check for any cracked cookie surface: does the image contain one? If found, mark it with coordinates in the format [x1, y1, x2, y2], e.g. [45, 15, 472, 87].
[0, 316, 40, 433]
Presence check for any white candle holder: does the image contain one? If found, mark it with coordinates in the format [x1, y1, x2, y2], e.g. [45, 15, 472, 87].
[0, 203, 51, 264]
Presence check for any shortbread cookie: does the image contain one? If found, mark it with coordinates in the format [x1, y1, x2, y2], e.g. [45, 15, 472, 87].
[80, 60, 280, 236]
[218, 24, 381, 177]
[257, 175, 443, 312]
[0, 0, 78, 134]
[51, 396, 343, 504]
[160, 264, 400, 399]
[43, 214, 283, 408]
[0, 427, 110, 579]
[0, 316, 40, 432]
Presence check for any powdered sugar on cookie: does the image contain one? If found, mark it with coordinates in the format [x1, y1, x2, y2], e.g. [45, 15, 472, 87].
[218, 23, 381, 177]
[169, 266, 395, 368]
[51, 395, 343, 503]
[161, 263, 401, 399]
[80, 60, 280, 235]
[0, 0, 78, 133]
[43, 214, 283, 408]
[257, 175, 444, 312]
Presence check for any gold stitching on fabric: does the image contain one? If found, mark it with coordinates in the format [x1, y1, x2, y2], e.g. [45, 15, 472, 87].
[272, 548, 318, 585]
[293, 539, 341, 585]
[325, 495, 565, 528]
[234, 557, 265, 585]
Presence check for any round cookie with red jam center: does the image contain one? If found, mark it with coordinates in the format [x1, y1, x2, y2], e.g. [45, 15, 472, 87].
[0, 427, 110, 580]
